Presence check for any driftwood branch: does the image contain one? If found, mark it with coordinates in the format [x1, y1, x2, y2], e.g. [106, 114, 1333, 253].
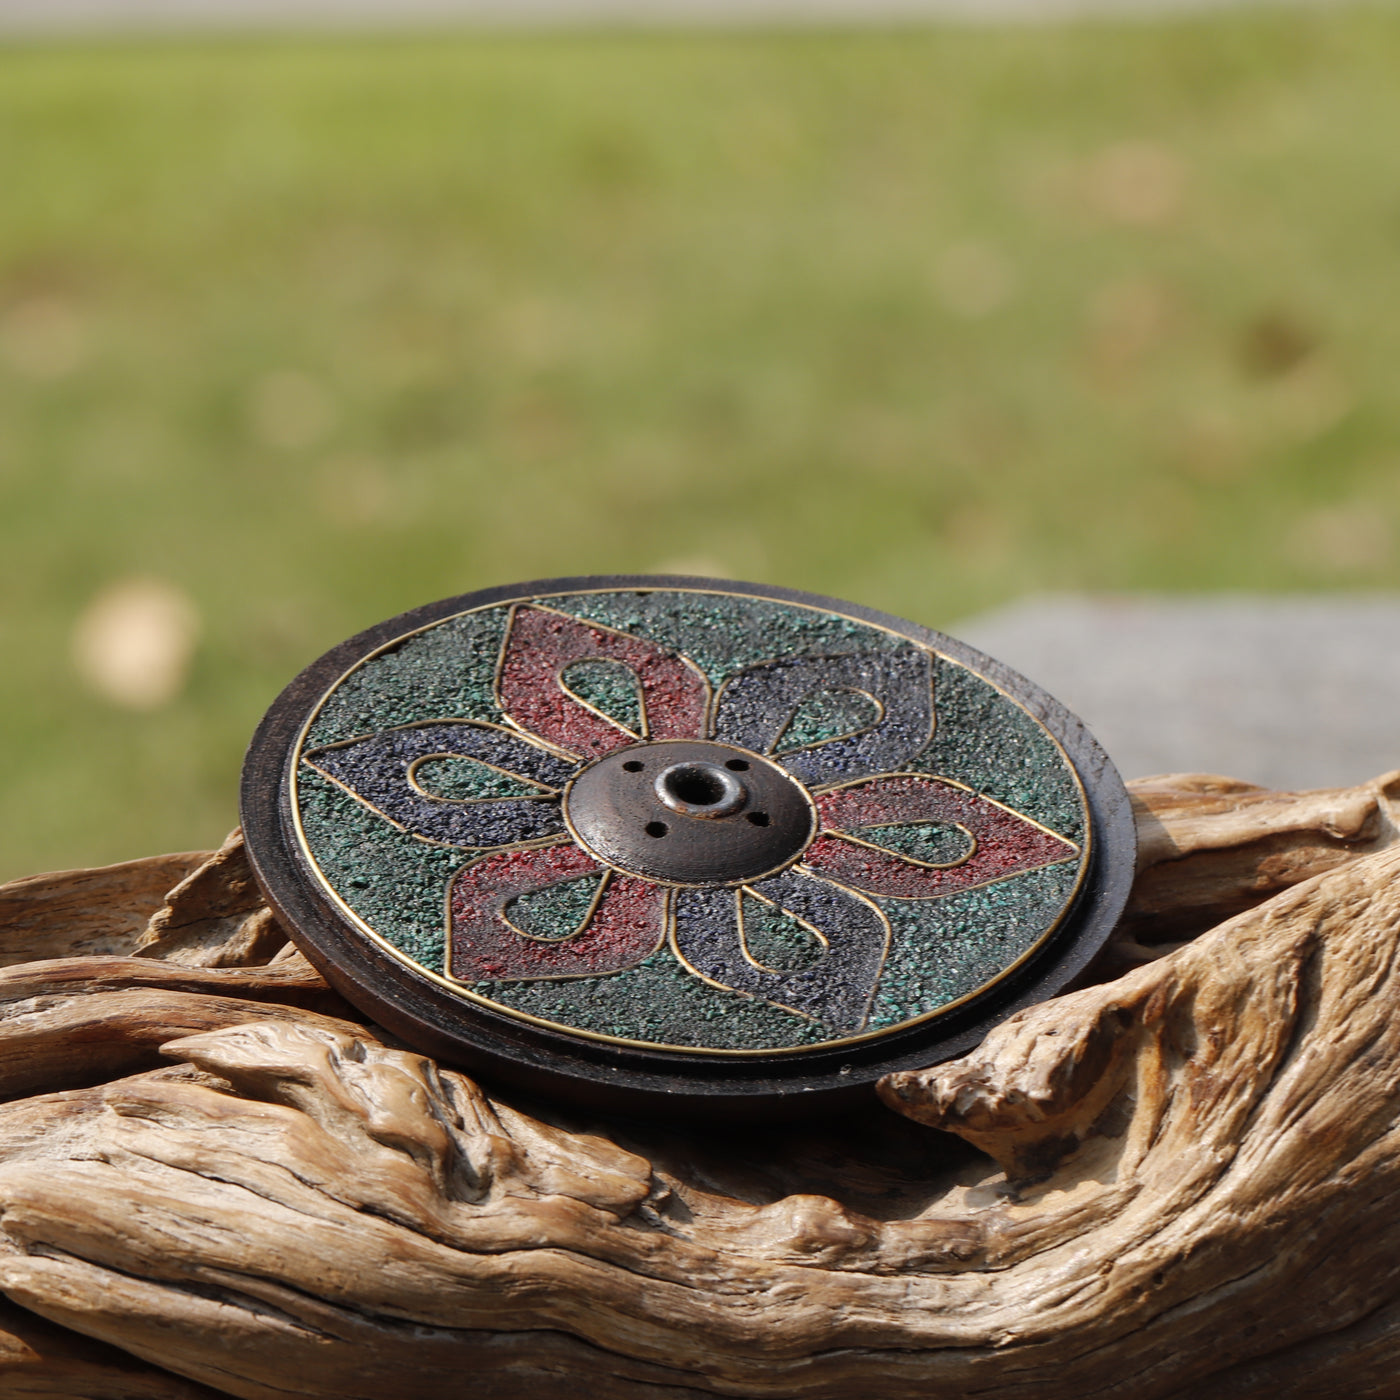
[0, 773, 1397, 1398]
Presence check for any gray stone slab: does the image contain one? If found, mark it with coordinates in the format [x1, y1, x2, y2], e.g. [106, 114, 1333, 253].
[951, 595, 1400, 790]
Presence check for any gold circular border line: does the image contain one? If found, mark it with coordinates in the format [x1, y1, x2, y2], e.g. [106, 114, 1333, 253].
[288, 584, 1092, 1059]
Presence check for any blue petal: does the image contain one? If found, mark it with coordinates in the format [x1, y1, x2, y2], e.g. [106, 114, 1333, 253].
[712, 647, 933, 788]
[671, 869, 889, 1034]
[303, 721, 577, 849]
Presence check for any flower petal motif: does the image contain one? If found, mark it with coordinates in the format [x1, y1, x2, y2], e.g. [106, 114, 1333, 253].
[304, 612, 1078, 1037]
[448, 843, 667, 980]
[713, 648, 933, 788]
[805, 774, 1079, 898]
[304, 720, 578, 848]
[497, 605, 710, 760]
[671, 869, 889, 1034]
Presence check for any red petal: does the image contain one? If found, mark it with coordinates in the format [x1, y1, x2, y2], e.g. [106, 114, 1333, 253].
[497, 605, 709, 760]
[448, 842, 667, 980]
[806, 774, 1079, 899]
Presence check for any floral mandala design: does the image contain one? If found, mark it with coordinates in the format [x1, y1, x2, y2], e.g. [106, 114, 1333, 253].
[301, 602, 1083, 1047]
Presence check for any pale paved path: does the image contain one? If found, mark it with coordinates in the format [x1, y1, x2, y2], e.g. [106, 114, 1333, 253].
[0, 0, 1358, 33]
[954, 594, 1400, 790]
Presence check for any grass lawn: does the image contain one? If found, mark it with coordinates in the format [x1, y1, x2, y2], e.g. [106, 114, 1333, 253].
[1, 10, 1399, 878]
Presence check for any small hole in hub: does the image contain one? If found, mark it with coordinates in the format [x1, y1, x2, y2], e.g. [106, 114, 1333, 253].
[746, 811, 770, 827]
[663, 765, 727, 806]
[646, 820, 668, 838]
[622, 759, 644, 772]
[725, 758, 750, 771]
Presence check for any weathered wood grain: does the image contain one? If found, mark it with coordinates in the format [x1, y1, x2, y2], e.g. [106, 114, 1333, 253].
[132, 828, 290, 968]
[0, 774, 1396, 1399]
[0, 1296, 224, 1399]
[0, 850, 210, 966]
[1101, 767, 1400, 975]
[0, 956, 367, 1101]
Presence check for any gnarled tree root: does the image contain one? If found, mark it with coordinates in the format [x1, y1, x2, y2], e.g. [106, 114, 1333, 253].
[0, 775, 1396, 1399]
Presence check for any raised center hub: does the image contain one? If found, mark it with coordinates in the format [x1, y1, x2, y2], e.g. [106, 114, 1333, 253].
[563, 740, 816, 885]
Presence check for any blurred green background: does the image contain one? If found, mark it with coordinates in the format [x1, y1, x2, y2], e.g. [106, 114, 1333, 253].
[2, 10, 1399, 879]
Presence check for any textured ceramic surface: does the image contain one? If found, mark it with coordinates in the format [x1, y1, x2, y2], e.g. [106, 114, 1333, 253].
[289, 584, 1090, 1055]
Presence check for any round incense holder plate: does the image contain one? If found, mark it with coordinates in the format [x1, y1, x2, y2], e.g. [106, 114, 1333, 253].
[241, 577, 1135, 1119]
